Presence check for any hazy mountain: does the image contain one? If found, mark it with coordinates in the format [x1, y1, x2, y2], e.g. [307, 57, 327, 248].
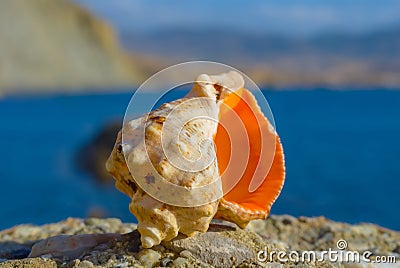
[121, 26, 400, 88]
[75, 0, 400, 38]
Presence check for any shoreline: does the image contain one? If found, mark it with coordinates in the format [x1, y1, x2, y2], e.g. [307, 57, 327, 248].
[2, 86, 400, 100]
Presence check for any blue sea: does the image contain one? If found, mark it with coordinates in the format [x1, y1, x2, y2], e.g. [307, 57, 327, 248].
[0, 89, 399, 230]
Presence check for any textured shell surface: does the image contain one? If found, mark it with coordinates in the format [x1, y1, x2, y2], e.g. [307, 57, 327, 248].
[122, 96, 222, 206]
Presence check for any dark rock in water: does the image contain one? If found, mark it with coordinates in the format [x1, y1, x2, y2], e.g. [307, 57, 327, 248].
[0, 242, 31, 260]
[76, 121, 121, 184]
[0, 216, 399, 267]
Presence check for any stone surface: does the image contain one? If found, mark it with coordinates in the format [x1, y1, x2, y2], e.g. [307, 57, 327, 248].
[246, 215, 400, 255]
[0, 216, 399, 267]
[0, 258, 57, 268]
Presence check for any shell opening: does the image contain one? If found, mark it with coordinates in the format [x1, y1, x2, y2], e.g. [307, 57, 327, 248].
[214, 88, 285, 224]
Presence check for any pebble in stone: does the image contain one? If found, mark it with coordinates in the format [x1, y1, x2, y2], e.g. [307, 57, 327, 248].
[153, 245, 165, 253]
[179, 250, 192, 258]
[115, 262, 129, 268]
[76, 260, 94, 268]
[138, 249, 162, 267]
[160, 257, 173, 267]
[172, 257, 188, 267]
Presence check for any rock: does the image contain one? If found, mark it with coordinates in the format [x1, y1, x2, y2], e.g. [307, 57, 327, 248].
[172, 257, 188, 267]
[75, 260, 94, 268]
[160, 257, 173, 267]
[0, 242, 31, 260]
[28, 233, 123, 259]
[0, 0, 144, 94]
[179, 250, 192, 258]
[75, 121, 121, 184]
[0, 216, 399, 267]
[161, 223, 273, 267]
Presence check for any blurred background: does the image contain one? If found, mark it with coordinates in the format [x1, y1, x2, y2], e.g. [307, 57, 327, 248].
[0, 0, 399, 230]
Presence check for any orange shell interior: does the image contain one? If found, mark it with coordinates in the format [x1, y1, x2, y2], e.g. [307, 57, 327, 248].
[214, 88, 285, 215]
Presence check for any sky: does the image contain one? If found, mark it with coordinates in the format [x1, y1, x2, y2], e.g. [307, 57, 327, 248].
[75, 0, 400, 36]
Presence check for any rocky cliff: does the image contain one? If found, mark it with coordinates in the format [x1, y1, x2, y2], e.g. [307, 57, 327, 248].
[0, 0, 143, 95]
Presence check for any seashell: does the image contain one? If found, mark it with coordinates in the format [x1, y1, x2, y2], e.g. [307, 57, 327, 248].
[106, 71, 285, 248]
